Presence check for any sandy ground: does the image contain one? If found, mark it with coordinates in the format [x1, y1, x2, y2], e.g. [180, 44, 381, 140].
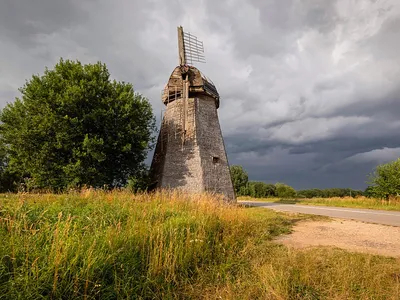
[276, 219, 400, 257]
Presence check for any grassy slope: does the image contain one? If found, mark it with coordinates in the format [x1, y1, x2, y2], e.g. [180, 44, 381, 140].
[239, 196, 400, 211]
[0, 190, 399, 299]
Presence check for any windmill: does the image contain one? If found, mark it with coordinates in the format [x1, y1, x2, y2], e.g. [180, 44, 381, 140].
[149, 26, 235, 201]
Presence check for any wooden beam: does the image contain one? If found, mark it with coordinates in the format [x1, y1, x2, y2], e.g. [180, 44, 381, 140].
[177, 26, 186, 65]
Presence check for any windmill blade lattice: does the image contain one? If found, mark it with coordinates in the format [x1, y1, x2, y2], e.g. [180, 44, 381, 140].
[183, 31, 206, 64]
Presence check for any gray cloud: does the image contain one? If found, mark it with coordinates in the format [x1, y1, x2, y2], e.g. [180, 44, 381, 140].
[1, 0, 400, 190]
[0, 0, 91, 47]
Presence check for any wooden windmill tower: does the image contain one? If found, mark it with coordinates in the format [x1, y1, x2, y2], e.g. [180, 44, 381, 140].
[149, 26, 235, 201]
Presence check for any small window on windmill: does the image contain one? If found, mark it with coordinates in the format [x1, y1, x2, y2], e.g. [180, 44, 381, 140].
[212, 156, 220, 164]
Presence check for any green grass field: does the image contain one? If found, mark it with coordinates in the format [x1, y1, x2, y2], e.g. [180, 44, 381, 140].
[1, 190, 399, 299]
[239, 196, 400, 211]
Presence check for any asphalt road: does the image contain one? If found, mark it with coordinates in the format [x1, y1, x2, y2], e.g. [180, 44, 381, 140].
[239, 201, 400, 227]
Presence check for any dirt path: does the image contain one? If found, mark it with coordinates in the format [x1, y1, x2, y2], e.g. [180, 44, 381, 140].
[276, 219, 400, 257]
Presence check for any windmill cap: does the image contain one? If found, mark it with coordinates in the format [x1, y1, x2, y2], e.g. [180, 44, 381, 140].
[161, 65, 220, 108]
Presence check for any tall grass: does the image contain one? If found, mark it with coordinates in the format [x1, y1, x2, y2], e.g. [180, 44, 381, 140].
[296, 196, 400, 211]
[1, 190, 399, 299]
[240, 196, 400, 211]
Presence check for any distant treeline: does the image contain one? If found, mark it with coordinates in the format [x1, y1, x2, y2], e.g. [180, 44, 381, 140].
[238, 182, 296, 198]
[230, 165, 365, 199]
[296, 188, 364, 198]
[238, 181, 364, 199]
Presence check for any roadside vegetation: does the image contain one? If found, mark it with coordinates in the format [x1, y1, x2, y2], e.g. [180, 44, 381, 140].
[239, 196, 400, 211]
[1, 190, 400, 299]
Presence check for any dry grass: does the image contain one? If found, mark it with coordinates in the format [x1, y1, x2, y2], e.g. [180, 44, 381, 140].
[239, 196, 400, 211]
[0, 190, 399, 299]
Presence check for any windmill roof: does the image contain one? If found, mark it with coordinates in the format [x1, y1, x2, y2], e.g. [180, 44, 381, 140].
[161, 65, 220, 108]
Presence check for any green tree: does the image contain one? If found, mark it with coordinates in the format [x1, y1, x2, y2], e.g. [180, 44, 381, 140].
[230, 165, 248, 196]
[126, 169, 151, 193]
[265, 184, 277, 197]
[275, 182, 296, 198]
[364, 186, 376, 198]
[0, 58, 155, 191]
[0, 137, 18, 192]
[368, 158, 400, 200]
[246, 181, 276, 198]
[0, 137, 6, 179]
[253, 182, 268, 198]
[0, 137, 8, 191]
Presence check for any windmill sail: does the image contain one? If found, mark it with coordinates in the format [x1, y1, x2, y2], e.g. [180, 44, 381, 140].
[183, 32, 206, 64]
[178, 26, 206, 65]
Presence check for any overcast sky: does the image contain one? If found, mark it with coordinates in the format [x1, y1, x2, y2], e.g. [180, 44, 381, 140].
[1, 0, 400, 190]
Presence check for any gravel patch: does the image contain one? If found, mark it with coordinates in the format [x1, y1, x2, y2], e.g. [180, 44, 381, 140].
[276, 219, 400, 257]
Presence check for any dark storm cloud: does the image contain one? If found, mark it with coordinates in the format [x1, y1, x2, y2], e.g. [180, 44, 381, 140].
[329, 88, 400, 121]
[1, 0, 400, 189]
